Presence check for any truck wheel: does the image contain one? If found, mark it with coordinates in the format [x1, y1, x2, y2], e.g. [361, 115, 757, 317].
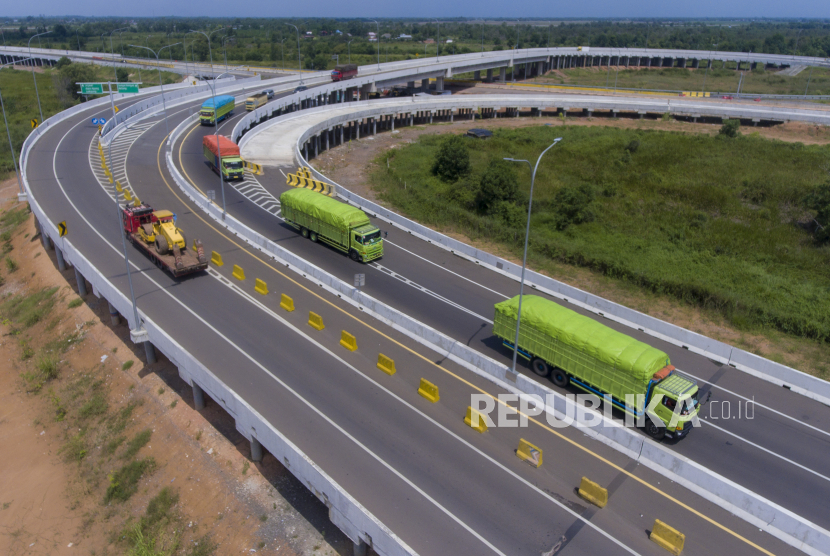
[310, 231, 318, 243]
[530, 358, 550, 378]
[551, 369, 570, 388]
[155, 236, 169, 256]
[646, 420, 666, 441]
[349, 250, 360, 262]
[301, 228, 309, 239]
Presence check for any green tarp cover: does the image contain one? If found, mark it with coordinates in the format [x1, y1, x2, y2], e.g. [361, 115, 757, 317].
[495, 295, 669, 383]
[280, 189, 370, 229]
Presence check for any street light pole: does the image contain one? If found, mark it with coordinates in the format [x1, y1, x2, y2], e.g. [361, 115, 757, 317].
[369, 20, 380, 69]
[347, 39, 353, 64]
[0, 58, 34, 197]
[503, 137, 563, 376]
[28, 31, 50, 124]
[109, 27, 129, 83]
[200, 70, 239, 219]
[187, 29, 218, 78]
[129, 43, 181, 139]
[432, 19, 440, 58]
[285, 24, 302, 82]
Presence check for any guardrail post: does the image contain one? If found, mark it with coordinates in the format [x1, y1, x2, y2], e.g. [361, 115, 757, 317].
[106, 300, 120, 325]
[74, 267, 87, 297]
[250, 436, 263, 462]
[144, 340, 157, 364]
[55, 246, 67, 271]
[192, 382, 205, 410]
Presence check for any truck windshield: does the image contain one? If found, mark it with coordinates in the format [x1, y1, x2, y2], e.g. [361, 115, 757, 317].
[224, 161, 243, 169]
[200, 111, 213, 118]
[361, 231, 381, 245]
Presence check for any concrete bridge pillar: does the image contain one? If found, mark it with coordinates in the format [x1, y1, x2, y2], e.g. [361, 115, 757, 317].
[537, 61, 544, 76]
[55, 247, 67, 272]
[74, 268, 87, 297]
[372, 119, 376, 135]
[692, 59, 699, 69]
[474, 70, 481, 80]
[340, 125, 344, 144]
[250, 436, 263, 462]
[486, 68, 493, 81]
[499, 67, 506, 82]
[421, 78, 429, 90]
[108, 301, 120, 326]
[144, 341, 157, 364]
[192, 382, 205, 410]
[679, 58, 687, 68]
[436, 76, 444, 91]
[429, 111, 433, 124]
[354, 540, 368, 556]
[356, 121, 360, 139]
[326, 129, 331, 149]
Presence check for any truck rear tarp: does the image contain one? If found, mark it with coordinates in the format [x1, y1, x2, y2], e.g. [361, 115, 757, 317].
[203, 135, 240, 157]
[201, 95, 234, 110]
[281, 189, 370, 230]
[494, 295, 668, 386]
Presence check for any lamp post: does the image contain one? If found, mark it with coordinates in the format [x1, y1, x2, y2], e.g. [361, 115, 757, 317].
[432, 19, 440, 58]
[28, 31, 50, 125]
[187, 29, 219, 77]
[285, 23, 302, 82]
[369, 20, 380, 69]
[0, 57, 34, 197]
[481, 21, 485, 55]
[221, 36, 232, 72]
[503, 138, 563, 376]
[347, 39, 354, 64]
[109, 27, 129, 83]
[129, 43, 181, 139]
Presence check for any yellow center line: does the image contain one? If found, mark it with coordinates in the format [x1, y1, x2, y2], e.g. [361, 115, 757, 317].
[160, 123, 774, 556]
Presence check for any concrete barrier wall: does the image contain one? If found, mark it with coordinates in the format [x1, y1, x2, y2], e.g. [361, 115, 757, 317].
[22, 100, 418, 556]
[164, 113, 830, 556]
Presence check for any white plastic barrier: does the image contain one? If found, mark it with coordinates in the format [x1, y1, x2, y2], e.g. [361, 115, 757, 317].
[165, 112, 830, 556]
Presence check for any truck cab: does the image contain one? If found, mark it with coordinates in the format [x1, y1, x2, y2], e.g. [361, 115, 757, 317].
[350, 224, 384, 262]
[644, 367, 703, 440]
[220, 157, 244, 180]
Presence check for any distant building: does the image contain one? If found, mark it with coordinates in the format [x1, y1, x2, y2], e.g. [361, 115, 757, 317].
[382, 33, 391, 39]
[398, 34, 412, 40]
[305, 31, 313, 35]
[446, 39, 453, 44]
[335, 30, 343, 35]
[423, 38, 435, 44]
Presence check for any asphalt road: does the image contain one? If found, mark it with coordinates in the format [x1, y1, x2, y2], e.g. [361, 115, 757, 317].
[172, 90, 830, 533]
[25, 84, 809, 555]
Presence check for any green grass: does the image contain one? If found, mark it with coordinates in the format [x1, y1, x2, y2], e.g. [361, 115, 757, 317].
[122, 429, 152, 460]
[68, 298, 83, 309]
[372, 125, 830, 344]
[533, 66, 830, 96]
[105, 458, 157, 503]
[1, 287, 59, 328]
[122, 360, 134, 371]
[78, 392, 108, 420]
[5, 256, 18, 272]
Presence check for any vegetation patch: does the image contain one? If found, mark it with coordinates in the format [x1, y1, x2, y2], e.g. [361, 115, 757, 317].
[1, 287, 59, 328]
[105, 458, 157, 503]
[122, 429, 152, 460]
[372, 126, 830, 343]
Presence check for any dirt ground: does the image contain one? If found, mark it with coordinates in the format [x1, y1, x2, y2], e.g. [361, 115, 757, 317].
[0, 176, 349, 556]
[310, 102, 830, 378]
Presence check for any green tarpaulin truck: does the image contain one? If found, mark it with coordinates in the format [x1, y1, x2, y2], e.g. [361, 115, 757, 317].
[280, 189, 383, 263]
[200, 95, 235, 125]
[493, 295, 706, 440]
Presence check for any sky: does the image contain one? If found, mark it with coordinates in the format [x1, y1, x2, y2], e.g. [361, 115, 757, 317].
[6, 0, 830, 19]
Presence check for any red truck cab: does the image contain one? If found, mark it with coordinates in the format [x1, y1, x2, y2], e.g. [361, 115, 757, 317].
[331, 64, 358, 82]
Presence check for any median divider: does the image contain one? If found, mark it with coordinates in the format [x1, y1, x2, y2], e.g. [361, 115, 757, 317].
[280, 293, 295, 312]
[340, 330, 358, 352]
[650, 519, 685, 555]
[417, 378, 439, 402]
[308, 311, 324, 331]
[464, 406, 488, 433]
[577, 476, 608, 508]
[254, 278, 268, 295]
[377, 353, 396, 376]
[210, 251, 223, 267]
[516, 439, 543, 468]
[232, 264, 245, 281]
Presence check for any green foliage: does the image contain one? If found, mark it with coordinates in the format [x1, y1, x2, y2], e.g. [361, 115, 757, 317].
[142, 487, 179, 531]
[78, 392, 108, 420]
[431, 135, 470, 183]
[720, 119, 741, 138]
[105, 458, 157, 503]
[552, 184, 596, 230]
[804, 180, 830, 243]
[1, 287, 59, 328]
[116, 67, 130, 82]
[56, 62, 96, 100]
[186, 534, 218, 556]
[5, 256, 18, 272]
[122, 360, 134, 371]
[122, 429, 152, 459]
[371, 125, 830, 342]
[68, 298, 83, 309]
[55, 56, 72, 69]
[477, 158, 519, 213]
[36, 353, 60, 380]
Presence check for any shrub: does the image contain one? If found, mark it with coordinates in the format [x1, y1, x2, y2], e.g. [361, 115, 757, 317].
[552, 184, 596, 230]
[68, 298, 82, 309]
[55, 56, 72, 69]
[476, 158, 518, 213]
[105, 458, 157, 502]
[431, 136, 470, 182]
[804, 180, 830, 243]
[720, 119, 741, 138]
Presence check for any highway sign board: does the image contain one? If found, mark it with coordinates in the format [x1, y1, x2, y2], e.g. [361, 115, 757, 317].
[30, 118, 38, 129]
[58, 221, 68, 237]
[114, 105, 120, 113]
[79, 83, 104, 95]
[117, 83, 140, 94]
[91, 118, 99, 125]
[99, 117, 107, 125]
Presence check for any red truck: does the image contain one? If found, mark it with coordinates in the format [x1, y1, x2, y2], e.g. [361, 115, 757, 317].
[122, 203, 208, 277]
[331, 64, 358, 82]
[203, 135, 244, 181]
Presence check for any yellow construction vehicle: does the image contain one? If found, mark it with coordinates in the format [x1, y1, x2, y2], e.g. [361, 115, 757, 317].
[123, 204, 207, 277]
